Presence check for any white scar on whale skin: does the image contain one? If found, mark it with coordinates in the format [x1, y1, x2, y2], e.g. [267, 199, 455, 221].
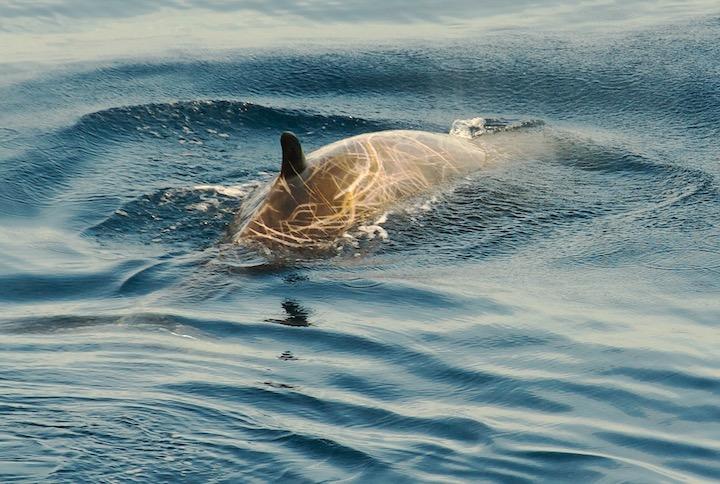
[229, 129, 514, 249]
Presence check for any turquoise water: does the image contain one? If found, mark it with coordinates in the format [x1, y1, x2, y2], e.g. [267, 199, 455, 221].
[1, 2, 720, 482]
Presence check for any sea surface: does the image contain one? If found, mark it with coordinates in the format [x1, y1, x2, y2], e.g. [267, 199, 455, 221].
[1, 1, 720, 482]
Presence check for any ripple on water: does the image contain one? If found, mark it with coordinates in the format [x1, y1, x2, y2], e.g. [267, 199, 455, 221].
[1, 14, 720, 483]
[0, 127, 19, 144]
[639, 247, 720, 271]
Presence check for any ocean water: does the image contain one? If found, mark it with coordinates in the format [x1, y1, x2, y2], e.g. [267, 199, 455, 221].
[1, 1, 720, 482]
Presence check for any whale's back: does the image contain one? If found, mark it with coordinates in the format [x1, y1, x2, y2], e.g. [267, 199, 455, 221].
[233, 130, 489, 248]
[302, 130, 488, 204]
[308, 130, 486, 184]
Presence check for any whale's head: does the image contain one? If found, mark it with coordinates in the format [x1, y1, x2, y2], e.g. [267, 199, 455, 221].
[233, 132, 360, 249]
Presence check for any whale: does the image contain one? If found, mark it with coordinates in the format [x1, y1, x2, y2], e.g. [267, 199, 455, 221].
[229, 128, 524, 249]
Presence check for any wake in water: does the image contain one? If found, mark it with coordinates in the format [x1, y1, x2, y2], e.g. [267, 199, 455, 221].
[69, 104, 715, 270]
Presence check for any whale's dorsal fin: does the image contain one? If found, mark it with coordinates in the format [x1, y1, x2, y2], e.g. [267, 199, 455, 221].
[280, 132, 306, 179]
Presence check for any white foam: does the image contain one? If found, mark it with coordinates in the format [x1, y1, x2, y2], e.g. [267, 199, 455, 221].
[357, 224, 388, 240]
[187, 200, 219, 212]
[402, 195, 439, 216]
[418, 196, 438, 211]
[193, 183, 258, 198]
[449, 117, 487, 139]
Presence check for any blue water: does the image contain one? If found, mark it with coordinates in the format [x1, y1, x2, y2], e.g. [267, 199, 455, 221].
[2, 2, 720, 482]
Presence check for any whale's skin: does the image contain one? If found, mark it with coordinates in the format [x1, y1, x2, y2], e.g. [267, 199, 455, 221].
[230, 129, 490, 249]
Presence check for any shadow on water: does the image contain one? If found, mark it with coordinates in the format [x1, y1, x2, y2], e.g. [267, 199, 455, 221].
[266, 300, 312, 327]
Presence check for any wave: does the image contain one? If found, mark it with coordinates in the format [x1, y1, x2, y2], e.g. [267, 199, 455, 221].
[0, 101, 394, 220]
[62, 108, 717, 273]
[2, 306, 718, 482]
[2, 14, 720, 484]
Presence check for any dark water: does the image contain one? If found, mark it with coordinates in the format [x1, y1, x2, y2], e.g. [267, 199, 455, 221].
[2, 2, 720, 482]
